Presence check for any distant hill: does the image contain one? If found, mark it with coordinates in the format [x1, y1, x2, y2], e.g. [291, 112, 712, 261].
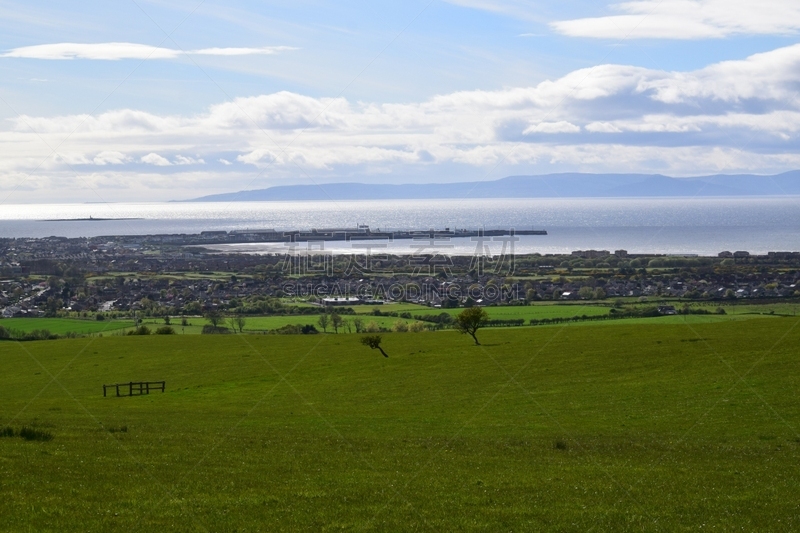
[182, 171, 800, 202]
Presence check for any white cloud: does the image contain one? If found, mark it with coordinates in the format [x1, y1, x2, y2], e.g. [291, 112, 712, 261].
[141, 153, 171, 166]
[0, 42, 296, 60]
[552, 0, 800, 39]
[3, 43, 800, 198]
[586, 122, 623, 133]
[93, 151, 130, 165]
[523, 121, 581, 134]
[174, 155, 205, 165]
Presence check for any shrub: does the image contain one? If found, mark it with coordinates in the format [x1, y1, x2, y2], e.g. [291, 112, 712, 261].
[408, 321, 426, 333]
[22, 329, 56, 341]
[127, 326, 151, 336]
[0, 326, 10, 340]
[0, 427, 14, 438]
[96, 314, 105, 321]
[273, 324, 319, 335]
[365, 321, 381, 333]
[201, 325, 230, 334]
[19, 427, 53, 442]
[155, 326, 175, 335]
[392, 320, 409, 333]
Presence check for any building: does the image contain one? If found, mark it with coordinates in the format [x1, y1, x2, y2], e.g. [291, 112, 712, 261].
[571, 250, 610, 259]
[322, 297, 363, 306]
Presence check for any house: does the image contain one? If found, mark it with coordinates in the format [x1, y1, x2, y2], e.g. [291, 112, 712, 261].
[322, 297, 362, 306]
[657, 305, 677, 315]
[2, 306, 21, 318]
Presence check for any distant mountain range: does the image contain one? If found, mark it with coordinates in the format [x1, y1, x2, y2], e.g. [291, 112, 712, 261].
[183, 171, 800, 202]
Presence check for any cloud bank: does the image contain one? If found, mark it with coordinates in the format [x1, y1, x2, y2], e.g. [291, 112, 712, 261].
[1, 42, 297, 60]
[3, 43, 800, 200]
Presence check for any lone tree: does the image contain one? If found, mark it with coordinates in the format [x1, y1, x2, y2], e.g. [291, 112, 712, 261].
[205, 309, 223, 328]
[455, 306, 489, 345]
[360, 335, 388, 357]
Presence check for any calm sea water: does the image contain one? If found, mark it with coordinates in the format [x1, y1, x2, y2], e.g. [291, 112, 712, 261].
[2, 197, 800, 256]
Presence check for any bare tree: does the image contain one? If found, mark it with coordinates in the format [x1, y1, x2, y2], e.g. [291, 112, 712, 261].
[318, 313, 330, 333]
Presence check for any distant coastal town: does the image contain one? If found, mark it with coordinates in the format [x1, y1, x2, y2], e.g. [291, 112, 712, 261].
[1, 229, 799, 320]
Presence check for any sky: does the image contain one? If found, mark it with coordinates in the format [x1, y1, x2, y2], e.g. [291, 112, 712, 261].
[1, 0, 800, 203]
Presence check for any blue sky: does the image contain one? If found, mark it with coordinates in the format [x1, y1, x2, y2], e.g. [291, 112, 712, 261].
[1, 0, 800, 202]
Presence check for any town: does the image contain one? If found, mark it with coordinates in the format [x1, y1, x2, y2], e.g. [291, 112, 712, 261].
[2, 233, 799, 320]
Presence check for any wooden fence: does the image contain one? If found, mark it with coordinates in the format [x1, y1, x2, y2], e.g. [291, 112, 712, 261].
[103, 381, 166, 397]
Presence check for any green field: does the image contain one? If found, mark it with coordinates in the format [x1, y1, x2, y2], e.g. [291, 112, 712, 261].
[1, 299, 796, 338]
[0, 317, 135, 335]
[2, 317, 799, 531]
[240, 314, 414, 332]
[0, 302, 789, 338]
[420, 302, 611, 320]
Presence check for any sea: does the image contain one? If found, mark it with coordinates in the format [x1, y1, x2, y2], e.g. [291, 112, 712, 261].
[2, 197, 800, 256]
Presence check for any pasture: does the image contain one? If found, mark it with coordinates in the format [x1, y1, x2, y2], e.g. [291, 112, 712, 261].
[1, 317, 799, 531]
[0, 317, 135, 335]
[2, 298, 796, 338]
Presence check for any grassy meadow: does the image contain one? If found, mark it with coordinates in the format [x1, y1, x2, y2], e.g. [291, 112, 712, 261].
[2, 299, 796, 338]
[1, 316, 800, 531]
[0, 317, 135, 335]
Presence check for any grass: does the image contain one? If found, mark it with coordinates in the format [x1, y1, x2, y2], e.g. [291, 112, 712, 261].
[18, 426, 54, 442]
[0, 317, 135, 335]
[1, 318, 800, 530]
[451, 302, 610, 320]
[3, 300, 791, 339]
[240, 314, 417, 332]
